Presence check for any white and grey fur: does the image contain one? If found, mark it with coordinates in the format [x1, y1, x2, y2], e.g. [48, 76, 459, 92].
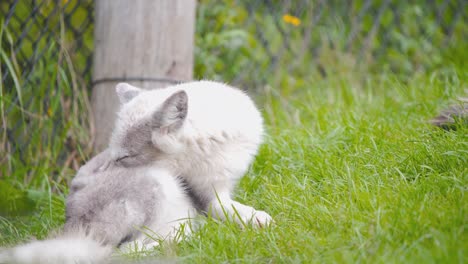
[0, 149, 195, 264]
[111, 80, 272, 227]
[67, 149, 195, 248]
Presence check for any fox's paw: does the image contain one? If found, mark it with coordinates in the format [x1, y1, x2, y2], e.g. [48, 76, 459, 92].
[235, 207, 273, 228]
[210, 199, 273, 228]
[251, 210, 273, 228]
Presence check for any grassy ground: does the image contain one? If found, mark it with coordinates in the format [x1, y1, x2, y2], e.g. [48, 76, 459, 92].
[169, 68, 466, 263]
[1, 63, 466, 263]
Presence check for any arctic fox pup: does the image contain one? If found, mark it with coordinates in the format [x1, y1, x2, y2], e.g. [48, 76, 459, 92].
[111, 80, 272, 227]
[0, 149, 195, 264]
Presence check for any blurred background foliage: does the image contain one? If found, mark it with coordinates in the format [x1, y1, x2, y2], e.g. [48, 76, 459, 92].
[195, 0, 466, 88]
[0, 0, 467, 217]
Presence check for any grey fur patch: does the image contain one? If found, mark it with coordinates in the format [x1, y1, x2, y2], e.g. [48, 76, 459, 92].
[116, 83, 142, 104]
[152, 90, 188, 131]
[66, 152, 161, 246]
[431, 103, 468, 130]
[113, 91, 189, 167]
[177, 176, 208, 213]
[117, 117, 163, 167]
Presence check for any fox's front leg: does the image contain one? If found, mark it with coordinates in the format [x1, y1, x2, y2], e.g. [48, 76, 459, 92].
[207, 191, 273, 228]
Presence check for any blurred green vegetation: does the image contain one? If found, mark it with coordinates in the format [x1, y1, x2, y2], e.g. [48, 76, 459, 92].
[0, 0, 93, 225]
[195, 0, 467, 88]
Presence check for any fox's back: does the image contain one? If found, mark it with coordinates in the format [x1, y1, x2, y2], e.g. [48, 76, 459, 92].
[65, 166, 160, 245]
[174, 81, 262, 137]
[123, 81, 264, 142]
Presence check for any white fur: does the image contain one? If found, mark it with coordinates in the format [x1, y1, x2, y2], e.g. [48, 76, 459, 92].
[1, 165, 196, 263]
[0, 231, 111, 264]
[111, 81, 272, 226]
[125, 168, 197, 250]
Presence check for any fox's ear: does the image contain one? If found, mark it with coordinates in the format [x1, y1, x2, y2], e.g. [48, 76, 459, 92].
[116, 83, 142, 104]
[153, 90, 188, 131]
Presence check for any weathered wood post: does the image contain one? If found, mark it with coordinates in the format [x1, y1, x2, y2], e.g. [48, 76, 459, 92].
[92, 0, 196, 151]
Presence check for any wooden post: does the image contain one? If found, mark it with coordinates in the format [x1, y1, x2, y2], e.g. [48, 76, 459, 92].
[92, 0, 196, 152]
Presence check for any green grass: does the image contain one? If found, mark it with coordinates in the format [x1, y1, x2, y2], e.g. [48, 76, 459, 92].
[0, 23, 91, 247]
[1, 65, 466, 263]
[165, 68, 466, 263]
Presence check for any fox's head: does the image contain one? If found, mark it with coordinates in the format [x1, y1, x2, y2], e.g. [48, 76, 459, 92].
[109, 83, 188, 167]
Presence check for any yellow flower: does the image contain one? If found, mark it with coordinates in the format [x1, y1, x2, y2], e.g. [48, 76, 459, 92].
[282, 14, 301, 26]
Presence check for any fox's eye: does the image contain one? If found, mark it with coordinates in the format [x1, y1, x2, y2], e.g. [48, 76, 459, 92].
[115, 155, 130, 162]
[115, 153, 138, 164]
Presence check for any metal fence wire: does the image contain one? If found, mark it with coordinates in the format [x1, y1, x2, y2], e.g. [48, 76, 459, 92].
[0, 0, 466, 180]
[195, 0, 466, 86]
[1, 0, 94, 83]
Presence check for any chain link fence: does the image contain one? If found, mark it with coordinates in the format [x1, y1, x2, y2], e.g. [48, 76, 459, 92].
[1, 0, 93, 82]
[1, 0, 94, 182]
[1, 0, 466, 183]
[196, 0, 467, 87]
